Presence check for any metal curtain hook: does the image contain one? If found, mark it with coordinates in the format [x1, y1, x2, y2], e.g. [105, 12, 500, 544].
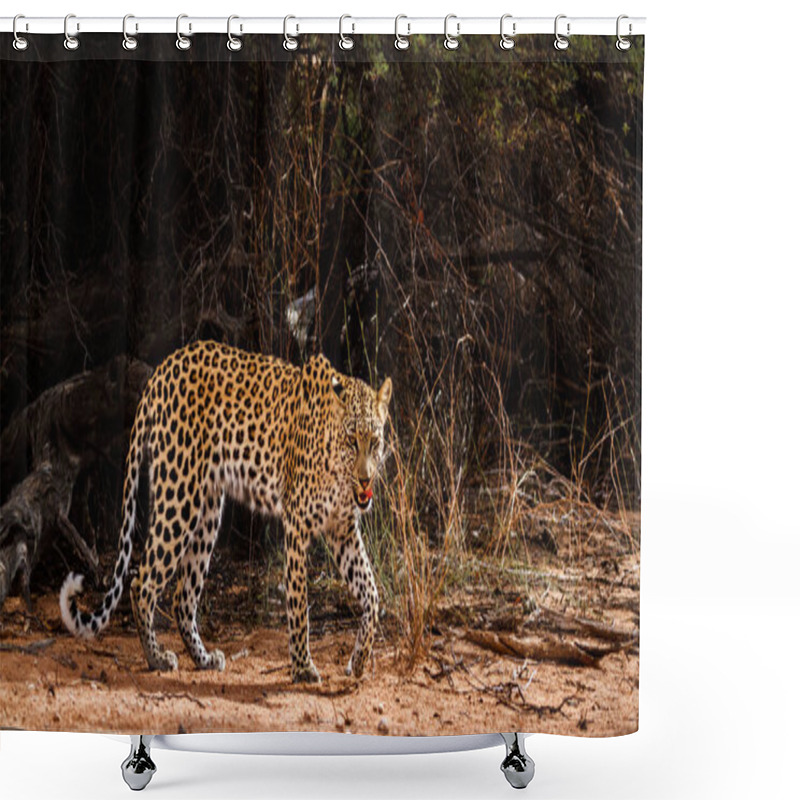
[64, 13, 79, 51]
[394, 15, 410, 50]
[339, 14, 354, 50]
[122, 14, 138, 51]
[176, 13, 191, 50]
[444, 14, 460, 51]
[12, 14, 29, 51]
[283, 15, 298, 51]
[227, 15, 242, 51]
[500, 14, 515, 50]
[616, 15, 632, 51]
[554, 14, 570, 50]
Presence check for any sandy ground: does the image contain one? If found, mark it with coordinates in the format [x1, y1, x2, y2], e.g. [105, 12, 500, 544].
[1, 504, 639, 737]
[0, 593, 637, 738]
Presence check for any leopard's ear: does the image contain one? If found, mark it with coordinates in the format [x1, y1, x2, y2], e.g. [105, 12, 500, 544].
[377, 377, 392, 422]
[331, 374, 346, 408]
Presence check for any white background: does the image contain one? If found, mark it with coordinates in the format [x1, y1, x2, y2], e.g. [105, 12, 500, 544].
[2, 1, 799, 798]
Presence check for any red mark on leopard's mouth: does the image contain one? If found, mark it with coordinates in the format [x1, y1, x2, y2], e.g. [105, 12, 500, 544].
[355, 487, 373, 508]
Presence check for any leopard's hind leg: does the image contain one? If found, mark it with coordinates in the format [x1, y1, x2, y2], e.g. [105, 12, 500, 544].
[130, 567, 179, 671]
[131, 489, 192, 672]
[173, 491, 225, 671]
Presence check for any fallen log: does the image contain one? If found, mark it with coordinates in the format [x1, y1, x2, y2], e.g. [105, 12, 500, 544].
[463, 629, 601, 668]
[0, 356, 151, 611]
[0, 452, 78, 611]
[573, 639, 638, 659]
[533, 605, 639, 643]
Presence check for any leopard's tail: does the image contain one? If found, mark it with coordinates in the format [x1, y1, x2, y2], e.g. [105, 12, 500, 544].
[60, 392, 150, 640]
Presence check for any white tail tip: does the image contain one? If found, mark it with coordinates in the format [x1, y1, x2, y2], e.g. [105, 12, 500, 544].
[59, 572, 89, 638]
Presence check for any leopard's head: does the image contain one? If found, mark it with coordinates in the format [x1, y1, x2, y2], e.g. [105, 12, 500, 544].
[331, 371, 392, 512]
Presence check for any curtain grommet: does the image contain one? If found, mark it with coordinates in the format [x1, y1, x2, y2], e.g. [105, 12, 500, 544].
[64, 13, 80, 51]
[394, 15, 410, 50]
[339, 14, 355, 50]
[500, 14, 515, 50]
[12, 14, 29, 51]
[227, 15, 243, 51]
[176, 14, 191, 51]
[122, 14, 138, 51]
[443, 13, 460, 51]
[616, 15, 632, 51]
[283, 15, 298, 51]
[554, 14, 570, 51]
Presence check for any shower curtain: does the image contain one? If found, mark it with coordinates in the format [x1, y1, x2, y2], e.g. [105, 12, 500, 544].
[0, 28, 643, 738]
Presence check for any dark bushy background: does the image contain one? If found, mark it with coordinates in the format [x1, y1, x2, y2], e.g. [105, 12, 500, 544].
[1, 36, 643, 566]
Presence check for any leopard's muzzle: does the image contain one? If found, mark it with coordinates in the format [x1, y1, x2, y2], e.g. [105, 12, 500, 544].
[354, 479, 374, 511]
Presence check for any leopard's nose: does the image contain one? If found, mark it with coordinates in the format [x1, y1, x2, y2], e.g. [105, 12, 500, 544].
[359, 478, 370, 490]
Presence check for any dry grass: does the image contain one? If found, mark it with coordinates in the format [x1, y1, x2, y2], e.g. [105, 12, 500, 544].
[355, 291, 640, 668]
[169, 50, 642, 669]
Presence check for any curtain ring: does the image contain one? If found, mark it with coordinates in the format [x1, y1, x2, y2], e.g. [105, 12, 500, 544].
[443, 14, 460, 51]
[227, 15, 242, 51]
[122, 14, 138, 51]
[394, 15, 410, 50]
[339, 15, 355, 50]
[12, 15, 29, 51]
[499, 14, 515, 50]
[554, 14, 570, 51]
[283, 15, 298, 51]
[64, 13, 80, 51]
[176, 14, 191, 50]
[616, 15, 632, 51]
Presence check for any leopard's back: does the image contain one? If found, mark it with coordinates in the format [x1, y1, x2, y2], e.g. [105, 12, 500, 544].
[145, 340, 300, 516]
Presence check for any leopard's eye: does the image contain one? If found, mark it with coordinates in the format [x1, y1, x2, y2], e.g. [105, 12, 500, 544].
[349, 437, 359, 452]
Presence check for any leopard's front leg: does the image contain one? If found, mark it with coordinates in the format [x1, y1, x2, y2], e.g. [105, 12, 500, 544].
[333, 518, 379, 678]
[284, 518, 320, 684]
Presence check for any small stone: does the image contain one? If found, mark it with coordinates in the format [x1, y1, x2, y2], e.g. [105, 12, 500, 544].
[377, 717, 389, 735]
[377, 702, 384, 713]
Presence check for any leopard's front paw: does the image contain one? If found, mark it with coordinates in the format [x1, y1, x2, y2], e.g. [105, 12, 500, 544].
[346, 648, 369, 679]
[292, 660, 321, 684]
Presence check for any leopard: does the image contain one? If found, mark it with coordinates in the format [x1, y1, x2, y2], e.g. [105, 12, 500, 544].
[60, 340, 392, 682]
